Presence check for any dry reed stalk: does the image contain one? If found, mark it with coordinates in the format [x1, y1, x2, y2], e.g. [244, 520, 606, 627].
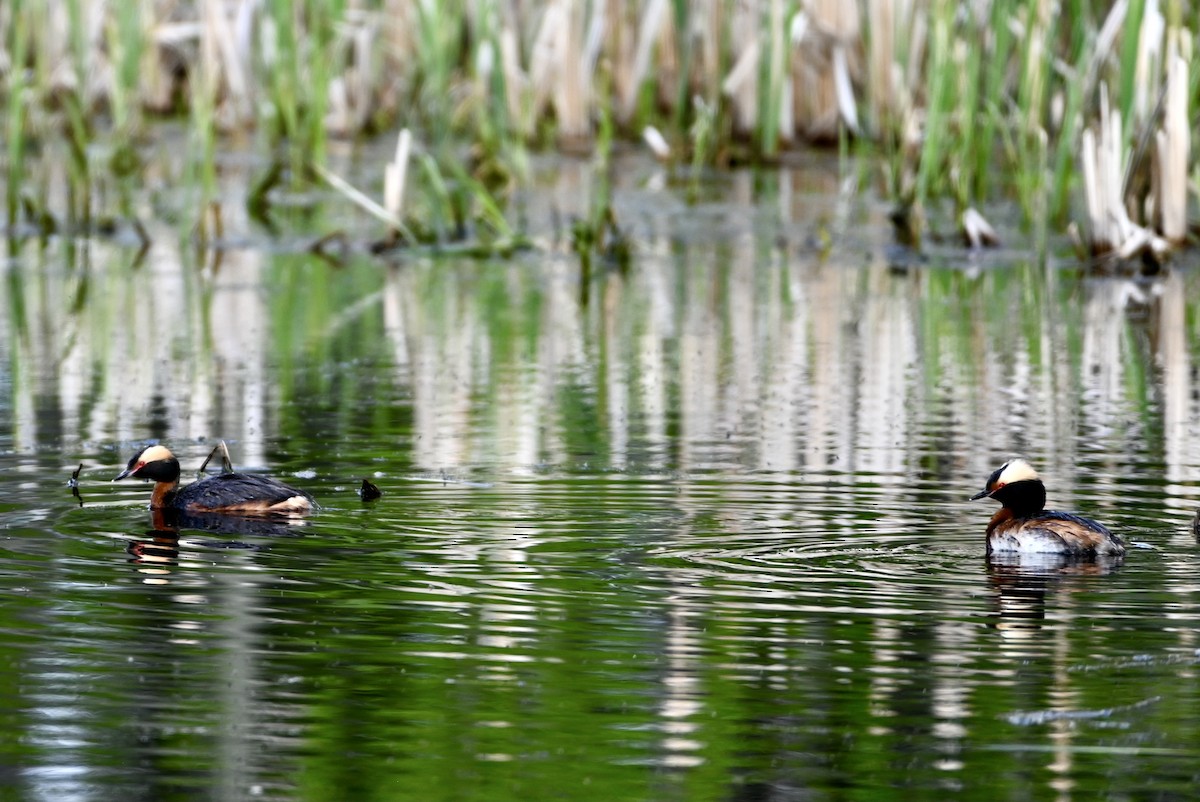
[196, 2, 223, 118]
[1080, 85, 1167, 260]
[832, 42, 858, 134]
[864, 0, 894, 92]
[43, 5, 77, 97]
[384, 128, 412, 221]
[202, 0, 252, 125]
[1152, 48, 1188, 243]
[722, 2, 759, 136]
[1083, 0, 1127, 98]
[554, 0, 591, 145]
[619, 0, 668, 124]
[791, 0, 860, 141]
[152, 21, 203, 111]
[652, 0, 679, 112]
[1132, 0, 1165, 126]
[529, 0, 595, 143]
[527, 4, 559, 123]
[381, 0, 418, 68]
[583, 2, 606, 117]
[864, 0, 920, 139]
[314, 161, 414, 242]
[327, 14, 377, 137]
[1080, 88, 1119, 253]
[693, 0, 721, 104]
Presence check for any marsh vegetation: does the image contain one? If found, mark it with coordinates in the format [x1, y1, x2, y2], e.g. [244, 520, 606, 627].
[0, 1, 1195, 264]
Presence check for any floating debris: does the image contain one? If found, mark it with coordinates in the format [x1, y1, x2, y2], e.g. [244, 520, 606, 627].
[360, 479, 382, 502]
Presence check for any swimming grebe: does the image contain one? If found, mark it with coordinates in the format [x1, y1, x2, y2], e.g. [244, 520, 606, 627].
[970, 459, 1124, 556]
[114, 444, 313, 515]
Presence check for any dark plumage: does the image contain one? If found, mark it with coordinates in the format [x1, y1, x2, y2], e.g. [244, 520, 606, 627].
[970, 459, 1124, 556]
[115, 444, 313, 515]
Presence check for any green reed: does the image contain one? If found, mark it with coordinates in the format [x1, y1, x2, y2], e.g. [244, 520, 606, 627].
[913, 1, 952, 207]
[689, 98, 719, 202]
[1, 0, 1197, 253]
[61, 90, 92, 226]
[757, 0, 788, 158]
[468, 1, 525, 191]
[61, 0, 93, 223]
[413, 0, 462, 144]
[261, 0, 323, 178]
[668, 0, 695, 138]
[3, 6, 30, 231]
[107, 1, 140, 133]
[1117, 0, 1149, 124]
[3, 2, 38, 235]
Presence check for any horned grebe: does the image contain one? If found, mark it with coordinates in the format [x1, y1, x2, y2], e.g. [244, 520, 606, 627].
[970, 459, 1123, 556]
[115, 444, 313, 515]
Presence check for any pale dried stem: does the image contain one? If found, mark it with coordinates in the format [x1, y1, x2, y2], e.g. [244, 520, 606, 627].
[384, 128, 412, 221]
[619, 0, 667, 123]
[793, 0, 860, 140]
[552, 0, 591, 143]
[1154, 49, 1189, 243]
[1082, 85, 1169, 259]
[722, 2, 759, 135]
[314, 162, 416, 243]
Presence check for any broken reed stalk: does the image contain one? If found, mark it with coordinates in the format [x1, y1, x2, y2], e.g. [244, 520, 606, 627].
[384, 129, 413, 224]
[556, 0, 591, 146]
[1153, 50, 1188, 243]
[314, 162, 416, 243]
[791, 0, 860, 142]
[1080, 84, 1167, 261]
[721, 3, 759, 136]
[1078, 27, 1189, 265]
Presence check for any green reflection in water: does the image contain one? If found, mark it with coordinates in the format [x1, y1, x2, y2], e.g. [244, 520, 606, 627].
[2, 213, 1200, 801]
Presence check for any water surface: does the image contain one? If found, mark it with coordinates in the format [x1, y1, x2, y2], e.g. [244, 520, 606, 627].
[2, 157, 1200, 800]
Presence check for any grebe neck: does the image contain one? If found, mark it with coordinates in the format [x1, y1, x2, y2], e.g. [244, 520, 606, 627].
[986, 507, 1013, 535]
[150, 479, 180, 509]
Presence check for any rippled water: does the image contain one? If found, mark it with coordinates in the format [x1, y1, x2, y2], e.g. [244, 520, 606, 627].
[3, 158, 1200, 800]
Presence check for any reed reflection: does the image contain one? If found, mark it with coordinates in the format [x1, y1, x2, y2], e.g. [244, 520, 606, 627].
[6, 186, 1200, 520]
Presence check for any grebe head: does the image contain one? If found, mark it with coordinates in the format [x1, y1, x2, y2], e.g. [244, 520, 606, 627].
[114, 444, 181, 484]
[970, 459, 1046, 515]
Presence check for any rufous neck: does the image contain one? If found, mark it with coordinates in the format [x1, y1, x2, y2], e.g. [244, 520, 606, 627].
[150, 480, 180, 509]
